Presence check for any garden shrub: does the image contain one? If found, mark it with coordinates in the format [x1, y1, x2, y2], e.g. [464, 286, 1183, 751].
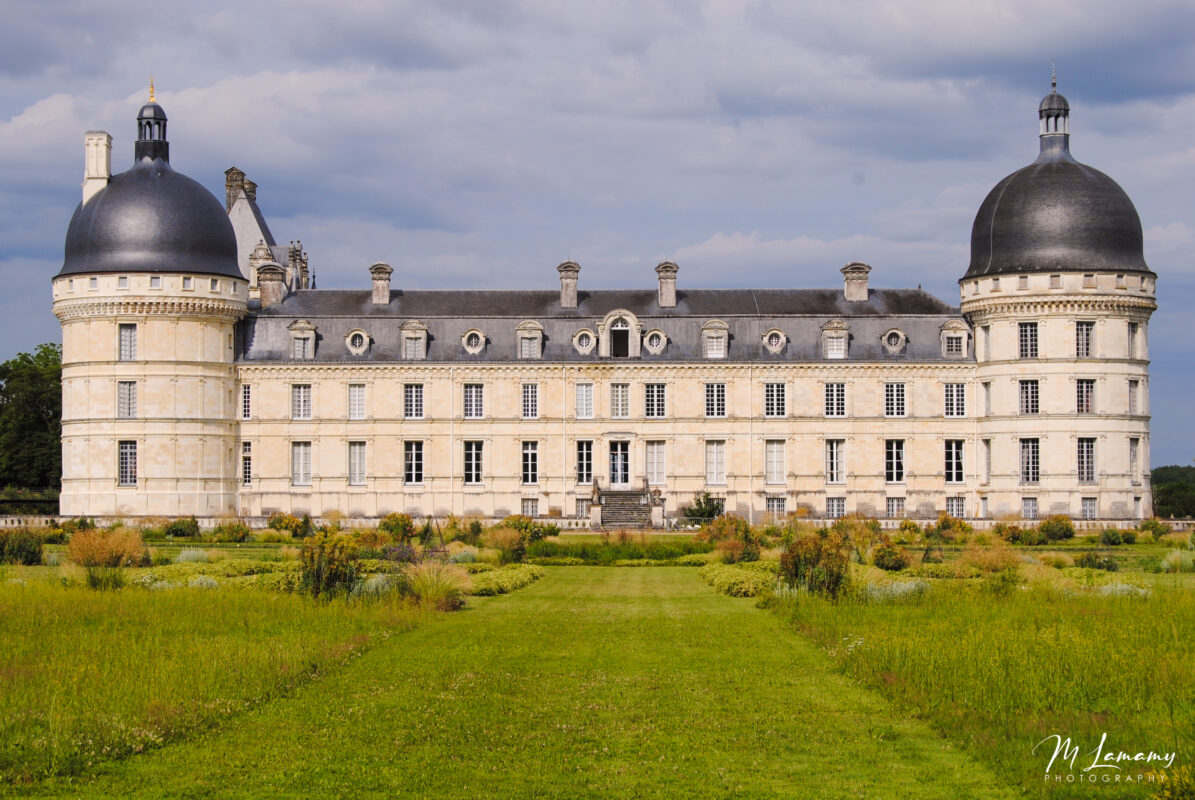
[914, 561, 980, 579]
[447, 546, 478, 564]
[405, 561, 471, 610]
[716, 538, 746, 564]
[68, 528, 147, 567]
[470, 564, 544, 596]
[162, 516, 200, 539]
[1099, 528, 1124, 546]
[961, 544, 1023, 573]
[59, 517, 95, 535]
[1120, 528, 1137, 545]
[1161, 549, 1195, 573]
[267, 512, 304, 535]
[1039, 552, 1074, 569]
[0, 528, 42, 565]
[871, 541, 909, 572]
[174, 548, 210, 563]
[85, 566, 125, 591]
[926, 512, 972, 543]
[1139, 518, 1168, 542]
[779, 529, 851, 599]
[700, 513, 751, 543]
[679, 491, 723, 520]
[860, 579, 929, 603]
[210, 520, 250, 543]
[482, 527, 526, 564]
[698, 563, 776, 597]
[298, 532, 358, 598]
[499, 515, 558, 542]
[1038, 515, 1076, 542]
[464, 520, 484, 546]
[1075, 551, 1119, 571]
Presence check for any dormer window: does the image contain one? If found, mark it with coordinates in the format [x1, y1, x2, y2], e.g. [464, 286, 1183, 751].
[149, 276, 161, 289]
[573, 329, 596, 355]
[610, 318, 630, 357]
[401, 320, 428, 360]
[883, 329, 905, 354]
[516, 321, 544, 360]
[288, 319, 316, 360]
[182, 277, 194, 290]
[597, 311, 642, 358]
[763, 329, 786, 354]
[702, 320, 729, 359]
[822, 319, 848, 359]
[346, 329, 369, 356]
[118, 276, 128, 289]
[462, 329, 486, 355]
[940, 320, 970, 359]
[643, 330, 667, 355]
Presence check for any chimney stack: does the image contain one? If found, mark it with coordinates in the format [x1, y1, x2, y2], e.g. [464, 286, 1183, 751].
[258, 263, 286, 308]
[370, 262, 393, 305]
[82, 131, 112, 205]
[224, 167, 246, 211]
[655, 261, 678, 308]
[557, 261, 580, 308]
[841, 261, 872, 302]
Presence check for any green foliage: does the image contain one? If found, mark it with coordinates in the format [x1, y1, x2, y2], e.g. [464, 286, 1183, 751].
[0, 343, 61, 489]
[1120, 528, 1137, 544]
[1139, 518, 1170, 541]
[378, 512, 416, 542]
[162, 516, 200, 539]
[469, 564, 545, 596]
[1075, 551, 1119, 571]
[59, 516, 94, 535]
[404, 561, 470, 610]
[499, 514, 559, 542]
[1099, 528, 1124, 546]
[698, 562, 777, 597]
[209, 520, 251, 543]
[780, 529, 851, 599]
[1161, 549, 1195, 573]
[679, 491, 723, 520]
[299, 533, 358, 598]
[925, 512, 972, 542]
[1038, 514, 1076, 541]
[0, 528, 42, 565]
[871, 541, 910, 572]
[85, 566, 125, 591]
[267, 512, 304, 535]
[525, 537, 713, 564]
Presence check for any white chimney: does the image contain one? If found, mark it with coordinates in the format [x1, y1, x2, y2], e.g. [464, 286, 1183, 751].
[841, 261, 872, 302]
[82, 131, 112, 205]
[370, 262, 393, 305]
[655, 261, 678, 308]
[557, 261, 580, 308]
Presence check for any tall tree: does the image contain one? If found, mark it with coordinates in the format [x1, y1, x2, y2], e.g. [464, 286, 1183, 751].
[0, 343, 61, 488]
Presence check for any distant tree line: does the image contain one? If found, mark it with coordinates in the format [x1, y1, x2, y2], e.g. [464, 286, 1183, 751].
[0, 344, 61, 489]
[1152, 465, 1195, 518]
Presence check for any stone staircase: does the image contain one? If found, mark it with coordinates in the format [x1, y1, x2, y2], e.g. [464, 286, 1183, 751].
[598, 490, 654, 529]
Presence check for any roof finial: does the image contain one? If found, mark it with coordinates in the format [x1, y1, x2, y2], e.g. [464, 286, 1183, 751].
[1050, 61, 1056, 93]
[149, 76, 156, 103]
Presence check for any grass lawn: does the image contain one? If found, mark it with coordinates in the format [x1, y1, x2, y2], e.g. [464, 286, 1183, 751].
[15, 567, 1018, 799]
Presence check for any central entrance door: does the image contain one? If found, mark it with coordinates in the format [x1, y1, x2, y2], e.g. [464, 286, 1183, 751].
[609, 441, 630, 488]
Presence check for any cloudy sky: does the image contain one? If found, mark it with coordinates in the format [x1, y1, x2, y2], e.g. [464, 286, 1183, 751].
[1, 0, 1191, 466]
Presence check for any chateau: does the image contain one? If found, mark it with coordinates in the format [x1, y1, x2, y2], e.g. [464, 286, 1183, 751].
[52, 83, 1156, 525]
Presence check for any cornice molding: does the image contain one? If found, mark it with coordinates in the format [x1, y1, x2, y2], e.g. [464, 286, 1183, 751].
[960, 294, 1156, 318]
[53, 297, 248, 322]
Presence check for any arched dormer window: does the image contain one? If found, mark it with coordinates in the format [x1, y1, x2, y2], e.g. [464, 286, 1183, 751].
[821, 319, 849, 360]
[940, 320, 970, 359]
[762, 328, 786, 355]
[462, 328, 486, 355]
[288, 319, 316, 360]
[597, 310, 642, 358]
[401, 320, 428, 360]
[517, 321, 544, 360]
[702, 320, 730, 359]
[345, 328, 370, 356]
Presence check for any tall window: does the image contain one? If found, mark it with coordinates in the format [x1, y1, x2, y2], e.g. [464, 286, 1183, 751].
[645, 384, 666, 418]
[1127, 322, 1139, 357]
[117, 381, 136, 418]
[1020, 438, 1040, 484]
[885, 439, 905, 483]
[576, 440, 593, 484]
[519, 337, 539, 360]
[463, 384, 483, 419]
[765, 440, 785, 484]
[522, 384, 538, 420]
[241, 442, 252, 485]
[404, 384, 423, 419]
[825, 440, 844, 483]
[118, 324, 137, 361]
[348, 441, 366, 485]
[403, 336, 423, 360]
[825, 383, 845, 417]
[1130, 438, 1140, 484]
[943, 384, 965, 417]
[291, 384, 312, 420]
[1019, 322, 1038, 358]
[522, 498, 539, 517]
[946, 496, 966, 518]
[404, 441, 423, 484]
[824, 336, 846, 359]
[1022, 497, 1039, 520]
[826, 497, 846, 518]
[704, 335, 726, 359]
[981, 325, 991, 361]
[982, 439, 992, 483]
[886, 497, 905, 518]
[291, 442, 312, 486]
[705, 441, 726, 485]
[1081, 497, 1097, 520]
[884, 383, 906, 417]
[1128, 380, 1139, 415]
[522, 442, 538, 484]
[117, 441, 137, 486]
[1019, 380, 1039, 415]
[766, 496, 786, 519]
[1076, 321, 1094, 358]
[576, 383, 593, 419]
[1076, 379, 1095, 414]
[241, 385, 251, 420]
[610, 383, 630, 418]
[765, 383, 786, 417]
[292, 336, 312, 360]
[705, 383, 726, 418]
[1077, 438, 1096, 483]
[646, 441, 665, 485]
[945, 440, 964, 483]
[348, 384, 365, 420]
[983, 382, 992, 416]
[464, 441, 483, 484]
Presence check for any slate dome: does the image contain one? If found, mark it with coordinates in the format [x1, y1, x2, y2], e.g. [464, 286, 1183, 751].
[964, 90, 1151, 280]
[58, 101, 241, 280]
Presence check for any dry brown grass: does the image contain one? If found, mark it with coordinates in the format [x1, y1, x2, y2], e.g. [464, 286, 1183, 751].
[1038, 551, 1074, 569]
[960, 543, 1023, 573]
[67, 528, 147, 567]
[482, 527, 524, 551]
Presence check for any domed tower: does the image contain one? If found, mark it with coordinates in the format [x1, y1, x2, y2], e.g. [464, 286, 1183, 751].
[961, 80, 1156, 522]
[52, 90, 248, 517]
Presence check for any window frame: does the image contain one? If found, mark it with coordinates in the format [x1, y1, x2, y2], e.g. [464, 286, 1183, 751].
[764, 383, 786, 418]
[644, 383, 666, 419]
[522, 383, 539, 420]
[1077, 437, 1096, 484]
[117, 440, 137, 486]
[291, 384, 312, 420]
[943, 383, 965, 417]
[610, 383, 630, 419]
[348, 383, 366, 421]
[765, 440, 785, 485]
[885, 439, 905, 483]
[348, 441, 366, 486]
[575, 383, 594, 419]
[1020, 438, 1040, 484]
[1076, 379, 1095, 414]
[824, 383, 845, 417]
[463, 384, 484, 419]
[522, 441, 539, 485]
[883, 383, 906, 418]
[1076, 321, 1094, 358]
[1019, 379, 1039, 415]
[117, 381, 137, 419]
[118, 323, 137, 361]
[576, 440, 593, 484]
[1019, 321, 1039, 359]
[705, 440, 726, 486]
[463, 441, 483, 485]
[945, 439, 964, 484]
[403, 440, 424, 484]
[291, 441, 312, 486]
[646, 440, 666, 486]
[404, 384, 424, 419]
[705, 383, 726, 418]
[825, 439, 844, 484]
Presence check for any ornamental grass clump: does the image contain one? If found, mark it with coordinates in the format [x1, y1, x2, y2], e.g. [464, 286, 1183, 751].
[68, 527, 147, 568]
[405, 561, 471, 610]
[1161, 549, 1195, 573]
[0, 528, 42, 565]
[780, 528, 851, 599]
[299, 532, 358, 599]
[482, 527, 526, 564]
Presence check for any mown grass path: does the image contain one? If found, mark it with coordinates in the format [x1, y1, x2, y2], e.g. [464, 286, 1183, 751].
[29, 568, 1017, 799]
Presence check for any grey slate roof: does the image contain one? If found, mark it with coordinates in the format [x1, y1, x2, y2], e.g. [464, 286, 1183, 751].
[238, 287, 971, 364]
